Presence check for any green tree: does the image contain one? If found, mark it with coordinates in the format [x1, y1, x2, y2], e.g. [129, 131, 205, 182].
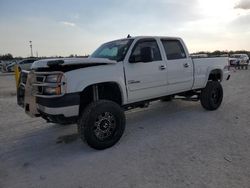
[0, 53, 14, 60]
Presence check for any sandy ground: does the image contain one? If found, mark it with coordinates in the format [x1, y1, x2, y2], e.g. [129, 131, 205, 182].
[0, 69, 250, 188]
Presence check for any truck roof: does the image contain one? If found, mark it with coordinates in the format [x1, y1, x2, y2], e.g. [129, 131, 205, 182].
[113, 36, 182, 41]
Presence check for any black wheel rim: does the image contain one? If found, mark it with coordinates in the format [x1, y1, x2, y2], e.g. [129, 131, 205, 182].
[93, 112, 116, 141]
[211, 88, 221, 105]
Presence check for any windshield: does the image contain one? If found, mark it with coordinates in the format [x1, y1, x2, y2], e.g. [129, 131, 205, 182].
[91, 39, 133, 62]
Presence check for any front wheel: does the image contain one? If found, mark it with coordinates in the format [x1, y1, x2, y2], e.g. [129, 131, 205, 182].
[78, 100, 125, 150]
[200, 81, 223, 111]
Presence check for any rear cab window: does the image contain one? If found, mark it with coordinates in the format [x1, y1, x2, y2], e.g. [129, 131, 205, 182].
[161, 39, 187, 60]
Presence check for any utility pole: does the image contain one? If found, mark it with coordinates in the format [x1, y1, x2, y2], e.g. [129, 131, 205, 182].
[29, 41, 33, 57]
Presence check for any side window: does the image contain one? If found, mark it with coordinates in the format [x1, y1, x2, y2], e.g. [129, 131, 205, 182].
[130, 39, 162, 62]
[161, 40, 186, 60]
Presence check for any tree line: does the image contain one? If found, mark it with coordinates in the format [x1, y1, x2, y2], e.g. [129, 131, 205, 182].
[0, 53, 14, 60]
[191, 50, 250, 57]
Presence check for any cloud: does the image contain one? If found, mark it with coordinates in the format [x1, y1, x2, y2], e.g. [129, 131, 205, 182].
[234, 0, 250, 9]
[230, 13, 250, 30]
[60, 21, 76, 27]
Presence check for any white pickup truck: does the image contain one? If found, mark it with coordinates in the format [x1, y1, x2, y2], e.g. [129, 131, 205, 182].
[17, 36, 230, 149]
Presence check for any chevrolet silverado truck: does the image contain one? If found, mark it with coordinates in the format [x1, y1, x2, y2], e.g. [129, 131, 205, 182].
[17, 36, 230, 150]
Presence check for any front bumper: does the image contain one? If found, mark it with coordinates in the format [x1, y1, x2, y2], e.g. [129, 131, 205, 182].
[37, 105, 79, 117]
[17, 70, 80, 118]
[36, 93, 80, 117]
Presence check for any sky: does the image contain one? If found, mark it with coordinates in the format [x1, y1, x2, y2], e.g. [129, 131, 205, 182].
[0, 0, 250, 57]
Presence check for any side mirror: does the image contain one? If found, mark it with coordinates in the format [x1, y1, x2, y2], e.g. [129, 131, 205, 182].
[141, 47, 152, 62]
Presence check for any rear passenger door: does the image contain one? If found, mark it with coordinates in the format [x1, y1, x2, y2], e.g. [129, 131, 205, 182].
[161, 39, 193, 92]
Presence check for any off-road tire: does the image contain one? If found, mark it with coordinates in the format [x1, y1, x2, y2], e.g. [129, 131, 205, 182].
[200, 81, 223, 111]
[78, 100, 125, 150]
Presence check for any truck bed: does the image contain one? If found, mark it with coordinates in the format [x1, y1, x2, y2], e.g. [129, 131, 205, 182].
[192, 57, 229, 89]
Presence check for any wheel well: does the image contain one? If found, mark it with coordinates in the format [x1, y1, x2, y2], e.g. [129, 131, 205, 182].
[208, 69, 222, 82]
[79, 82, 122, 113]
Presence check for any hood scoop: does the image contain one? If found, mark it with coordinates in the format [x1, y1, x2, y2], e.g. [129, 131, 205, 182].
[47, 60, 64, 67]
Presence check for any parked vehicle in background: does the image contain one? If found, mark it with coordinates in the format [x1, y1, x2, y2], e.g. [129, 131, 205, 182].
[18, 58, 38, 71]
[16, 36, 230, 150]
[6, 58, 38, 72]
[6, 61, 17, 72]
[0, 60, 15, 72]
[13, 58, 38, 88]
[229, 57, 238, 66]
[229, 54, 249, 69]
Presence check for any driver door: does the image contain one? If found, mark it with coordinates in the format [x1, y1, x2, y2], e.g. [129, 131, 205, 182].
[124, 39, 168, 103]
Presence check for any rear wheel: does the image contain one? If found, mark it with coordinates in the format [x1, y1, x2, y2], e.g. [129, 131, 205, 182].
[78, 100, 125, 150]
[200, 81, 223, 111]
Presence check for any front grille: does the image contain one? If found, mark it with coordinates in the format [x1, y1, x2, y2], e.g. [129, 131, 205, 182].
[30, 71, 65, 97]
[38, 86, 43, 94]
[36, 75, 46, 83]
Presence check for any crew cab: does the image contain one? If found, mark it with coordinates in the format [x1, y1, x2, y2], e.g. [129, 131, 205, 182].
[17, 36, 230, 149]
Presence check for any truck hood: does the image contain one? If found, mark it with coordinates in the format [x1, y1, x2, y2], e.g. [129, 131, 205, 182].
[31, 57, 116, 70]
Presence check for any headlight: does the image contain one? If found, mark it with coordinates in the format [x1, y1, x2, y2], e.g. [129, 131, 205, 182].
[34, 73, 65, 96]
[45, 74, 62, 83]
[43, 87, 61, 95]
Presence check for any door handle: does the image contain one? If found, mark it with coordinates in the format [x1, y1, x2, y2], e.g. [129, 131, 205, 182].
[160, 65, 166, 70]
[128, 80, 141, 84]
[183, 63, 190, 68]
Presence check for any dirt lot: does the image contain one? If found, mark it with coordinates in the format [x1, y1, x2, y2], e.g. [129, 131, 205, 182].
[0, 69, 250, 188]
